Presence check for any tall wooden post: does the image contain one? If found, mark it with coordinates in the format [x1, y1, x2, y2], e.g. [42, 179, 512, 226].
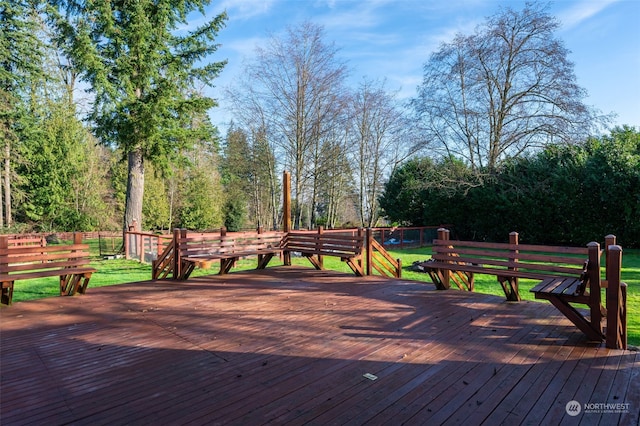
[505, 231, 520, 301]
[437, 228, 451, 289]
[587, 242, 603, 337]
[316, 226, 324, 269]
[606, 245, 626, 349]
[603, 234, 616, 288]
[366, 228, 373, 276]
[173, 228, 183, 280]
[283, 171, 291, 265]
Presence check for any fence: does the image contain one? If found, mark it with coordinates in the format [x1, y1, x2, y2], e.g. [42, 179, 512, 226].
[371, 226, 450, 249]
[124, 231, 173, 263]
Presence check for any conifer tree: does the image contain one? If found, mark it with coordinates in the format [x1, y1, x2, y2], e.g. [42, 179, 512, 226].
[0, 0, 44, 228]
[52, 0, 227, 232]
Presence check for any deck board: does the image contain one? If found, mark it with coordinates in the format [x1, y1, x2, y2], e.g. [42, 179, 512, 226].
[1, 266, 638, 425]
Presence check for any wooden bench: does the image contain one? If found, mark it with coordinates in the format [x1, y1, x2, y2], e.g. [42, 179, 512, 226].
[423, 229, 627, 347]
[154, 228, 285, 280]
[284, 228, 365, 276]
[0, 233, 96, 305]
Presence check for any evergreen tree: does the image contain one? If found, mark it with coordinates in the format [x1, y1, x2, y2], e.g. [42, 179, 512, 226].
[51, 0, 227, 233]
[0, 0, 45, 228]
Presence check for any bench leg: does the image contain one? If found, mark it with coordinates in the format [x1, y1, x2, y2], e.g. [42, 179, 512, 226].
[1, 281, 14, 305]
[304, 254, 323, 271]
[425, 268, 448, 290]
[219, 257, 237, 275]
[60, 274, 86, 296]
[180, 261, 196, 280]
[450, 271, 474, 291]
[498, 277, 521, 301]
[76, 274, 92, 294]
[546, 296, 604, 342]
[343, 257, 364, 277]
[257, 253, 275, 269]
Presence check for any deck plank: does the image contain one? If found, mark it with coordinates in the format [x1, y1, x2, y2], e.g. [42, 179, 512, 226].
[1, 266, 637, 425]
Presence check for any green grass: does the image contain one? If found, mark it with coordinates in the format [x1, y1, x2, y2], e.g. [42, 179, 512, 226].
[6, 243, 638, 347]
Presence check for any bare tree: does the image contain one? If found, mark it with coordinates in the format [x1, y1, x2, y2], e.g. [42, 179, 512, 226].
[413, 3, 601, 171]
[233, 21, 349, 229]
[349, 78, 417, 228]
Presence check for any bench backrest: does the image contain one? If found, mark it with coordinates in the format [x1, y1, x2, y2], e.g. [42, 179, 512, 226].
[432, 239, 591, 280]
[285, 230, 365, 257]
[177, 229, 285, 258]
[0, 234, 91, 275]
[432, 229, 601, 296]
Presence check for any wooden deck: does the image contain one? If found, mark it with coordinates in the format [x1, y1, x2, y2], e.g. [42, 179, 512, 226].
[1, 267, 638, 425]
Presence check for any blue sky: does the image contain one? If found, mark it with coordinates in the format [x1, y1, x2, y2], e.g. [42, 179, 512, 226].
[202, 0, 640, 133]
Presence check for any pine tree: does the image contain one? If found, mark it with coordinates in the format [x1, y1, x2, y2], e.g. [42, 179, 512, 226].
[51, 0, 227, 233]
[0, 0, 45, 228]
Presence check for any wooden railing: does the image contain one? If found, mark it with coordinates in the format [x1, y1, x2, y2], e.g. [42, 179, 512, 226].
[366, 228, 401, 278]
[151, 227, 403, 280]
[152, 236, 177, 280]
[124, 231, 173, 263]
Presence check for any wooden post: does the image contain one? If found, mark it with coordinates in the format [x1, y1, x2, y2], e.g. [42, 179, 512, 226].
[124, 228, 130, 260]
[366, 228, 373, 276]
[605, 245, 626, 349]
[602, 235, 616, 288]
[505, 231, 520, 301]
[587, 242, 603, 337]
[173, 228, 183, 280]
[283, 170, 291, 266]
[437, 228, 451, 289]
[357, 228, 365, 272]
[316, 226, 324, 269]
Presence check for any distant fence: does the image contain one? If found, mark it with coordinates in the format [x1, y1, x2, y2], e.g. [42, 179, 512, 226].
[372, 226, 450, 250]
[124, 231, 173, 263]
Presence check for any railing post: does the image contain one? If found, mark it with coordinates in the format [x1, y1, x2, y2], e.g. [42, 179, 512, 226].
[283, 170, 291, 265]
[173, 228, 183, 280]
[507, 231, 520, 301]
[317, 226, 324, 269]
[606, 245, 626, 349]
[357, 228, 365, 272]
[437, 228, 451, 289]
[587, 242, 603, 337]
[366, 228, 373, 276]
[124, 228, 131, 260]
[603, 235, 616, 288]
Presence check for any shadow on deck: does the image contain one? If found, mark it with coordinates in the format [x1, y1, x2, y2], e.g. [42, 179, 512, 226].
[1, 266, 638, 425]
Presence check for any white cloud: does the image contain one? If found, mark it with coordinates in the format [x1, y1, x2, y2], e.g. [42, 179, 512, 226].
[217, 0, 278, 21]
[557, 0, 620, 29]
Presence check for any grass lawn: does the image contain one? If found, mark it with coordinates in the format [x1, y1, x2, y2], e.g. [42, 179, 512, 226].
[5, 244, 638, 347]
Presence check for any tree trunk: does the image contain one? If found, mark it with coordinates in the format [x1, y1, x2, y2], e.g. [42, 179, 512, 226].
[123, 148, 144, 233]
